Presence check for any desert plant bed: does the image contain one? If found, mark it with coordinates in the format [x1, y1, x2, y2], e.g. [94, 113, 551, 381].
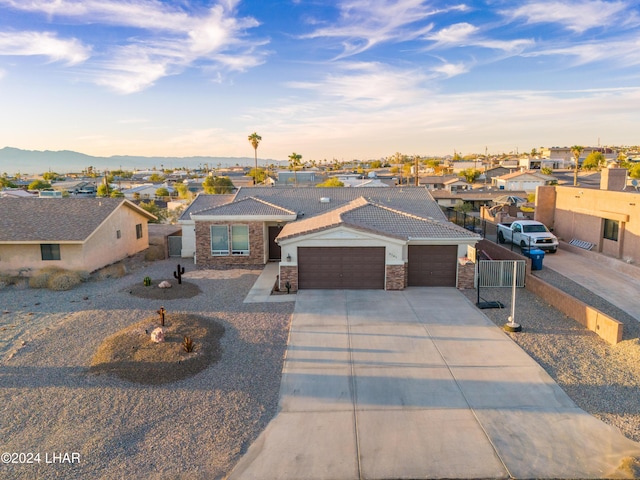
[90, 313, 224, 385]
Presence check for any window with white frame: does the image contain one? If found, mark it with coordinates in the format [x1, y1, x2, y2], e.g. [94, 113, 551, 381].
[231, 225, 249, 255]
[210, 225, 250, 256]
[211, 225, 230, 255]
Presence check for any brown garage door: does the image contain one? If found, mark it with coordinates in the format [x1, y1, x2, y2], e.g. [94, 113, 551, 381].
[298, 247, 385, 289]
[408, 245, 458, 287]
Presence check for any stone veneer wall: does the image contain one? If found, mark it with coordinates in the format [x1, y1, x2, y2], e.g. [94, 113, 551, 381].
[195, 221, 265, 267]
[385, 264, 406, 290]
[457, 262, 475, 289]
[279, 265, 298, 292]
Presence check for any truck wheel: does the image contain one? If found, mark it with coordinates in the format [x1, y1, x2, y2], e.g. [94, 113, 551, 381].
[520, 240, 527, 248]
[549, 248, 557, 254]
[498, 231, 505, 244]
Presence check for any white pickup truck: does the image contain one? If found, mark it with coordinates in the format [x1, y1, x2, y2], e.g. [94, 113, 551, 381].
[497, 220, 558, 253]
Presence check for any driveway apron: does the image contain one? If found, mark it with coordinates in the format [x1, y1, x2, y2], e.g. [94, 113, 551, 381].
[227, 288, 640, 480]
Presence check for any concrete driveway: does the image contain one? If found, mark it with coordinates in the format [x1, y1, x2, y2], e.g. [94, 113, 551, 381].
[228, 288, 640, 479]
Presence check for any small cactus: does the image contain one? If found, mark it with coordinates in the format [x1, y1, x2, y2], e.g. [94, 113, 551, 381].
[182, 335, 194, 353]
[143, 276, 152, 286]
[173, 264, 185, 284]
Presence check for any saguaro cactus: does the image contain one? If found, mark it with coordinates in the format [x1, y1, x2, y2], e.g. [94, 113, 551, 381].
[173, 264, 185, 284]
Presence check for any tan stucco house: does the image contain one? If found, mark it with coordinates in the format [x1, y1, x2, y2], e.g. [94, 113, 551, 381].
[536, 167, 640, 262]
[0, 198, 156, 275]
[180, 187, 480, 291]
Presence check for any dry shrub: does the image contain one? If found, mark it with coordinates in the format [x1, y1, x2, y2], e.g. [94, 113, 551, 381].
[0, 273, 17, 289]
[95, 262, 127, 281]
[144, 245, 166, 261]
[47, 270, 83, 291]
[29, 267, 62, 289]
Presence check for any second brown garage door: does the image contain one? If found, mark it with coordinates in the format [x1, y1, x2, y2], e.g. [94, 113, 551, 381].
[408, 245, 458, 287]
[298, 247, 385, 289]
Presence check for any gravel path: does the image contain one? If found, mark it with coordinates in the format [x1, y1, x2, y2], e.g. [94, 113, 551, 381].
[0, 258, 294, 480]
[463, 268, 640, 444]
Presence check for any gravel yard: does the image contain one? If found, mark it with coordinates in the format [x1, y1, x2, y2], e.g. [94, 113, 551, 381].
[463, 267, 640, 444]
[0, 258, 294, 480]
[1, 255, 639, 479]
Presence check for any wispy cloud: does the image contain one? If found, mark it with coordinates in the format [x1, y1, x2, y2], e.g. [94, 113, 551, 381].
[0, 0, 266, 93]
[301, 0, 468, 57]
[522, 36, 640, 67]
[431, 61, 469, 78]
[0, 31, 90, 64]
[504, 0, 631, 34]
[287, 61, 430, 108]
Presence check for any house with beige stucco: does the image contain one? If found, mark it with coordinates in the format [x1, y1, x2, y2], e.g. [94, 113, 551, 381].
[179, 187, 480, 291]
[0, 197, 156, 275]
[535, 167, 640, 263]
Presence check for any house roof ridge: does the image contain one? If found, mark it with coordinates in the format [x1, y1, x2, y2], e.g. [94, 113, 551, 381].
[248, 196, 298, 215]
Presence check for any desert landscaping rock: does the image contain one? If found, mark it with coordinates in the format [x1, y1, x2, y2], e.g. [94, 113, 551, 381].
[0, 258, 292, 479]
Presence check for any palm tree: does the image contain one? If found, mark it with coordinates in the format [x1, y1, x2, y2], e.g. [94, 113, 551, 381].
[288, 152, 302, 186]
[248, 132, 262, 185]
[571, 145, 584, 186]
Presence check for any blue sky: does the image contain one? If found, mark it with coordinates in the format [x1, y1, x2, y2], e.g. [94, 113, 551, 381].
[0, 0, 639, 164]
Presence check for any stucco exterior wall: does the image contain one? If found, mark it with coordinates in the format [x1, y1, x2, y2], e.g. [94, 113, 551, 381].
[82, 204, 150, 272]
[0, 204, 150, 275]
[543, 186, 640, 261]
[180, 220, 196, 258]
[195, 221, 265, 267]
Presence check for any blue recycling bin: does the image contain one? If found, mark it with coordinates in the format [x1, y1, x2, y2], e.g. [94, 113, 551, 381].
[522, 248, 545, 270]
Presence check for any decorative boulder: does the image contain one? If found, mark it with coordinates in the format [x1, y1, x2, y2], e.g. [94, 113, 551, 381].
[150, 327, 165, 343]
[158, 281, 172, 289]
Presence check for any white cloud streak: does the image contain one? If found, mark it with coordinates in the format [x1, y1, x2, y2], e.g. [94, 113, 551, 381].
[504, 1, 632, 34]
[302, 0, 468, 57]
[0, 0, 266, 93]
[0, 31, 90, 64]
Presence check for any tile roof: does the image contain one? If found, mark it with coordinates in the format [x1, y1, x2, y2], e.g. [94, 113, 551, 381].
[231, 186, 448, 221]
[191, 196, 296, 217]
[0, 198, 153, 242]
[179, 193, 235, 220]
[279, 197, 478, 241]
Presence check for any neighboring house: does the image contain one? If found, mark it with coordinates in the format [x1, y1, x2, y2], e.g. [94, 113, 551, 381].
[276, 171, 317, 185]
[536, 167, 640, 262]
[0, 198, 156, 275]
[181, 187, 480, 291]
[443, 177, 471, 193]
[492, 171, 556, 192]
[121, 183, 174, 200]
[482, 166, 515, 183]
[0, 189, 36, 198]
[419, 175, 459, 190]
[431, 189, 528, 211]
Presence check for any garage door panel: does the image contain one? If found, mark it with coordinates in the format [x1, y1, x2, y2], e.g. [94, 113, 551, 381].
[298, 247, 385, 289]
[408, 245, 457, 287]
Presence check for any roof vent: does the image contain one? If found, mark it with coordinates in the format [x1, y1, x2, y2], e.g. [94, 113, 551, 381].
[320, 197, 330, 203]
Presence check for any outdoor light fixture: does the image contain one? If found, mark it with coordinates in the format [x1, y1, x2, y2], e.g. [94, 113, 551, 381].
[286, 254, 291, 262]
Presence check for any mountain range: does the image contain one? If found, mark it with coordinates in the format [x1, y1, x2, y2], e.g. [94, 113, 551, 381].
[0, 147, 283, 175]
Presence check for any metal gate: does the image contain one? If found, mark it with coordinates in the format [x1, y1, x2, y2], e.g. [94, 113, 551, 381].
[477, 260, 526, 287]
[168, 236, 182, 257]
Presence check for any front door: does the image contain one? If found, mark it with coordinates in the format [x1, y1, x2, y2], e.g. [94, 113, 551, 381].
[268, 226, 282, 260]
